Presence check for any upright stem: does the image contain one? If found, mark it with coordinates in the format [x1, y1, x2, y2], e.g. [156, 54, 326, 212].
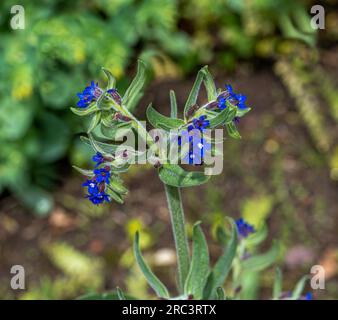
[164, 184, 190, 294]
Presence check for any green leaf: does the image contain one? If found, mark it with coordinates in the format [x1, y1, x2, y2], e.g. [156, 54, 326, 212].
[100, 122, 133, 141]
[226, 122, 241, 139]
[184, 223, 210, 299]
[209, 107, 237, 128]
[102, 67, 116, 89]
[159, 164, 210, 187]
[170, 90, 178, 118]
[203, 218, 238, 299]
[147, 104, 184, 130]
[290, 275, 309, 300]
[71, 103, 98, 116]
[122, 60, 147, 111]
[133, 232, 170, 298]
[37, 112, 70, 162]
[236, 107, 251, 118]
[116, 287, 126, 300]
[184, 69, 204, 119]
[80, 136, 120, 155]
[242, 241, 280, 272]
[72, 165, 94, 177]
[216, 287, 225, 300]
[273, 268, 283, 300]
[87, 112, 101, 133]
[201, 66, 217, 101]
[125, 92, 143, 113]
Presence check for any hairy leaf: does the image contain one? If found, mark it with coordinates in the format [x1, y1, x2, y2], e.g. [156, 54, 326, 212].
[184, 222, 210, 299]
[133, 232, 170, 298]
[122, 60, 147, 111]
[241, 241, 280, 272]
[147, 104, 184, 130]
[159, 164, 210, 187]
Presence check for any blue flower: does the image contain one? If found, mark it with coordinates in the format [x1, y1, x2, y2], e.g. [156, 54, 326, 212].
[93, 167, 111, 184]
[305, 292, 313, 300]
[86, 192, 110, 205]
[77, 81, 103, 108]
[92, 152, 105, 167]
[82, 178, 111, 205]
[192, 115, 210, 131]
[236, 218, 255, 238]
[183, 134, 211, 165]
[217, 84, 248, 110]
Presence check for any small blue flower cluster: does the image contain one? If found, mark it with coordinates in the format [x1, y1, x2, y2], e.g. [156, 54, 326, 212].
[82, 153, 111, 205]
[235, 218, 255, 238]
[178, 115, 211, 165]
[77, 82, 121, 108]
[77, 81, 103, 108]
[217, 84, 248, 110]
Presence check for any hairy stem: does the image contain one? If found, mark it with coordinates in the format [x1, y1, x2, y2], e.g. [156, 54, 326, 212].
[164, 184, 190, 293]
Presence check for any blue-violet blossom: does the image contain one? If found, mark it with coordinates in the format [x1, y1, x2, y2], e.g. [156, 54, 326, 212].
[236, 218, 255, 238]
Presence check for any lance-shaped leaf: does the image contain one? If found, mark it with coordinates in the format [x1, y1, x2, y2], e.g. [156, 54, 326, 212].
[102, 67, 116, 90]
[203, 218, 238, 299]
[80, 135, 120, 155]
[201, 66, 217, 101]
[108, 175, 128, 195]
[72, 166, 94, 177]
[170, 90, 178, 119]
[147, 104, 184, 130]
[122, 60, 146, 111]
[184, 69, 204, 119]
[226, 122, 241, 139]
[290, 275, 309, 300]
[241, 241, 280, 272]
[88, 133, 115, 156]
[133, 232, 170, 299]
[100, 122, 133, 140]
[159, 164, 210, 187]
[71, 103, 98, 116]
[184, 222, 210, 299]
[208, 107, 237, 128]
[273, 268, 283, 300]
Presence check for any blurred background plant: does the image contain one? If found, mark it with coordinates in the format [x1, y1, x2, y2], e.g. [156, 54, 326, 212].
[0, 0, 338, 300]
